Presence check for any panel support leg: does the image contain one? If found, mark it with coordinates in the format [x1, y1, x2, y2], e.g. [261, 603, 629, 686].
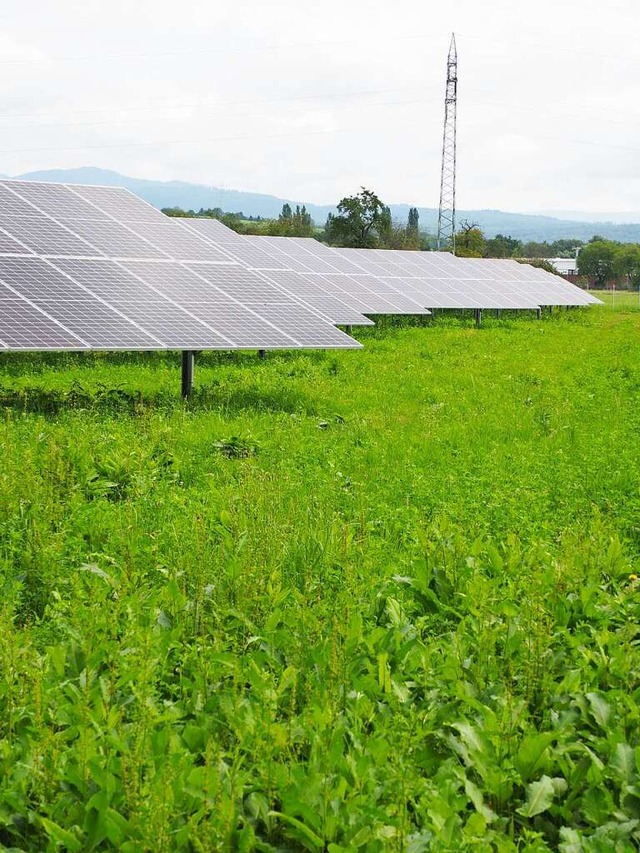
[258, 349, 266, 359]
[536, 307, 542, 320]
[345, 325, 352, 335]
[475, 308, 482, 328]
[181, 350, 195, 398]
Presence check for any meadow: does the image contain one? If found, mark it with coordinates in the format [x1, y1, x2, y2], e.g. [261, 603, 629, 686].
[1, 302, 639, 851]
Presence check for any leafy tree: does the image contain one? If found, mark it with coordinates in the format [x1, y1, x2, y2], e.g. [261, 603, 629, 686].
[268, 204, 314, 237]
[577, 240, 618, 286]
[379, 223, 413, 250]
[325, 188, 392, 248]
[405, 207, 420, 249]
[521, 240, 553, 258]
[455, 220, 486, 258]
[613, 244, 640, 288]
[520, 239, 584, 259]
[484, 233, 522, 259]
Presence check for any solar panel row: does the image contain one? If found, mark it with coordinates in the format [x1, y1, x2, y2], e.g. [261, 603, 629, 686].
[0, 178, 602, 366]
[0, 180, 360, 353]
[177, 223, 598, 313]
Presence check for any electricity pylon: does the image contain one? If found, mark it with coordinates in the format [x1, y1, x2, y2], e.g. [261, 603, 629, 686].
[436, 33, 458, 253]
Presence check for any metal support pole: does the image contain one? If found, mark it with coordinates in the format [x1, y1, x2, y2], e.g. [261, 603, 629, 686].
[345, 325, 352, 335]
[536, 308, 542, 320]
[181, 350, 195, 398]
[475, 308, 482, 328]
[258, 349, 266, 359]
[496, 309, 501, 319]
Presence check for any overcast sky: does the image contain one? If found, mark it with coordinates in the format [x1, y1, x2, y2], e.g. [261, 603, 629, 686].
[1, 0, 639, 214]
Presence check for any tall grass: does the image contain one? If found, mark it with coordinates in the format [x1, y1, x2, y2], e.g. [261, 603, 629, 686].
[0, 305, 639, 850]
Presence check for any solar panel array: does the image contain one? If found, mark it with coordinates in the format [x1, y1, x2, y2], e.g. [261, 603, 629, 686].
[178, 220, 599, 313]
[0, 179, 601, 356]
[0, 180, 360, 352]
[318, 246, 570, 310]
[181, 221, 443, 316]
[461, 258, 601, 307]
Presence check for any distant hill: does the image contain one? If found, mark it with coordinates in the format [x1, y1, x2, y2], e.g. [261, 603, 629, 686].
[11, 166, 640, 243]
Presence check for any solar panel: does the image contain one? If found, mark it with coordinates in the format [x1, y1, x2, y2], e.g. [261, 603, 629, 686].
[0, 215, 103, 258]
[256, 270, 374, 326]
[7, 181, 113, 221]
[252, 238, 430, 315]
[64, 219, 169, 259]
[176, 219, 374, 325]
[182, 263, 355, 347]
[0, 184, 46, 217]
[0, 228, 34, 255]
[177, 215, 243, 242]
[124, 261, 301, 348]
[69, 184, 170, 222]
[127, 220, 235, 262]
[0, 256, 158, 348]
[0, 180, 361, 370]
[49, 258, 237, 348]
[0, 281, 87, 349]
[326, 248, 542, 310]
[461, 258, 602, 307]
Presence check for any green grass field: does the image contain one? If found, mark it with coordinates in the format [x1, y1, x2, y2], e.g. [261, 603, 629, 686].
[590, 289, 640, 311]
[1, 304, 639, 851]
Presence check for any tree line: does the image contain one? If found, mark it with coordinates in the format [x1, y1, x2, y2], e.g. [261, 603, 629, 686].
[162, 203, 316, 238]
[163, 189, 640, 287]
[454, 224, 584, 260]
[163, 188, 422, 246]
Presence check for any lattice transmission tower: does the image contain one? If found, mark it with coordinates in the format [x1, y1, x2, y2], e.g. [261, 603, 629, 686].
[436, 33, 458, 252]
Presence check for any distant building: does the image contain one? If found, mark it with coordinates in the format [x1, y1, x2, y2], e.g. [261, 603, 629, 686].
[550, 258, 578, 277]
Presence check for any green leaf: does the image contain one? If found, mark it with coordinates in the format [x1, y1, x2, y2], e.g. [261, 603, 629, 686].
[156, 609, 172, 629]
[346, 826, 373, 848]
[586, 692, 611, 728]
[269, 811, 324, 851]
[103, 809, 128, 847]
[514, 732, 555, 782]
[611, 743, 636, 783]
[485, 543, 503, 572]
[40, 817, 83, 852]
[582, 785, 614, 825]
[465, 779, 497, 823]
[558, 827, 583, 853]
[517, 775, 556, 817]
[79, 562, 112, 583]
